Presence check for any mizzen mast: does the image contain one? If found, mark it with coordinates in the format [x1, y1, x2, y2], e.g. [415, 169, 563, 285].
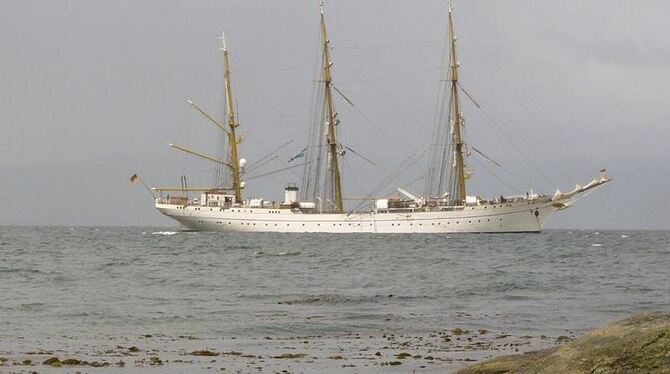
[320, 1, 344, 213]
[221, 32, 243, 203]
[447, 2, 467, 203]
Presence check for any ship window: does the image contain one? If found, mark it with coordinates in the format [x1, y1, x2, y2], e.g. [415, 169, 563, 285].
[478, 220, 481, 222]
[456, 221, 459, 224]
[468, 220, 472, 223]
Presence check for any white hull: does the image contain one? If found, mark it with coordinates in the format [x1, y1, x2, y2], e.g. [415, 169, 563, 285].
[156, 200, 559, 233]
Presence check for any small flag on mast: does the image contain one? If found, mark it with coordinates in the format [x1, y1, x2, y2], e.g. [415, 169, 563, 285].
[288, 147, 307, 162]
[130, 174, 139, 183]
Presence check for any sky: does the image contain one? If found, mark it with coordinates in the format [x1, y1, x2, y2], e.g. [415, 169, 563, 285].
[1, 0, 668, 229]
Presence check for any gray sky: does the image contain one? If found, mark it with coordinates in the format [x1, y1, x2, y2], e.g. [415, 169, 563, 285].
[1, 1, 668, 229]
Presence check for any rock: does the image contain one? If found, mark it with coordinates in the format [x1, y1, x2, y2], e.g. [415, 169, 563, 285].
[457, 313, 670, 374]
[89, 361, 110, 367]
[42, 357, 60, 366]
[61, 358, 82, 365]
[149, 356, 163, 365]
[452, 328, 469, 335]
[272, 353, 306, 359]
[191, 350, 220, 356]
[395, 352, 412, 359]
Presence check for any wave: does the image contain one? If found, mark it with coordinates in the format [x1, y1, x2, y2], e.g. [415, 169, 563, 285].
[278, 293, 420, 306]
[252, 251, 301, 257]
[152, 231, 178, 236]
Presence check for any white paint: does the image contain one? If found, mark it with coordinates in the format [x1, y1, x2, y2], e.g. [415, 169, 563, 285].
[156, 199, 555, 233]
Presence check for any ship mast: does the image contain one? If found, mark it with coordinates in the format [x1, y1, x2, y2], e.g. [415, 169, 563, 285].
[448, 2, 467, 203]
[320, 1, 344, 213]
[221, 32, 243, 203]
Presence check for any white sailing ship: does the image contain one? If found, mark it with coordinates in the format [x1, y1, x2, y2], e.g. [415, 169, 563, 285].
[146, 2, 610, 233]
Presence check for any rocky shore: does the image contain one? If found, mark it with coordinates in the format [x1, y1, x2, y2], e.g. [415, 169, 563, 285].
[1, 313, 667, 373]
[457, 312, 670, 374]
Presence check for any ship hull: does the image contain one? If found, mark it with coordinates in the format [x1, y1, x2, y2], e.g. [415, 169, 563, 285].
[156, 200, 558, 233]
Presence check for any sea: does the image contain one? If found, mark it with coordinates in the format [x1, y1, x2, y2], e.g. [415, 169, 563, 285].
[1, 227, 668, 373]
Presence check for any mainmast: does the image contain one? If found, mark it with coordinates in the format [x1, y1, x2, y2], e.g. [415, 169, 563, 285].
[320, 1, 344, 213]
[447, 3, 467, 203]
[221, 32, 243, 203]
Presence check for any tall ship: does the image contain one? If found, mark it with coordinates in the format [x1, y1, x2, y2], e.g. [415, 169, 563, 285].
[145, 2, 610, 233]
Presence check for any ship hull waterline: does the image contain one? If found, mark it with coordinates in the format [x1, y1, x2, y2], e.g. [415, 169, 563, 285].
[155, 200, 562, 234]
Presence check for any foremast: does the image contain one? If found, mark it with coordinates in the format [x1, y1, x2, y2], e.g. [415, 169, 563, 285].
[320, 1, 344, 213]
[447, 3, 467, 204]
[221, 33, 243, 203]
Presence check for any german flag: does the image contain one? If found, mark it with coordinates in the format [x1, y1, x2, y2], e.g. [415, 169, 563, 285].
[130, 174, 139, 183]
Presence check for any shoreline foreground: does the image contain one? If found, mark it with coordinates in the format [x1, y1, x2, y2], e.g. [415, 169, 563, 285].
[457, 312, 670, 374]
[1, 313, 668, 373]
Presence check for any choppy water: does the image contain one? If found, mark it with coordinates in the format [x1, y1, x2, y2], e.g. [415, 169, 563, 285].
[1, 227, 668, 342]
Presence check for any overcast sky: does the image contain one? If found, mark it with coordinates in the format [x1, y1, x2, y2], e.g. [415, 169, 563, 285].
[1, 1, 668, 229]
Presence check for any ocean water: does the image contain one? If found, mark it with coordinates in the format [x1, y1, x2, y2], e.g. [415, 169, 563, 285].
[0, 227, 668, 372]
